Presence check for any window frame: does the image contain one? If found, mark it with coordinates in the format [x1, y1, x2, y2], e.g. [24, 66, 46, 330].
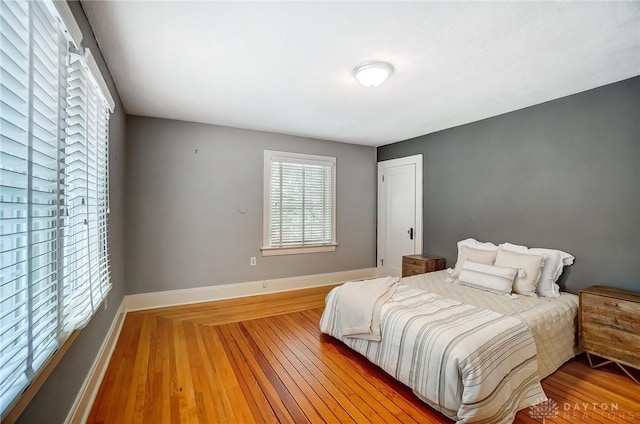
[262, 150, 337, 256]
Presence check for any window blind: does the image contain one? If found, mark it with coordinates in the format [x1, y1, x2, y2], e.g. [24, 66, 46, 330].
[0, 0, 111, 416]
[60, 54, 111, 331]
[265, 152, 335, 249]
[0, 0, 68, 411]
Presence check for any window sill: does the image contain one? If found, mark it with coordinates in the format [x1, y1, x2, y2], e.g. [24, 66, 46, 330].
[3, 330, 79, 424]
[261, 244, 338, 256]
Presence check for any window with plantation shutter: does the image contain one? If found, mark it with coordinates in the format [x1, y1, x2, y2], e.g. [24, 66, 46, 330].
[262, 151, 337, 256]
[0, 0, 112, 417]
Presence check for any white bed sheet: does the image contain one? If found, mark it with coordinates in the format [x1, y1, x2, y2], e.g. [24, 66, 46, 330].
[402, 270, 579, 379]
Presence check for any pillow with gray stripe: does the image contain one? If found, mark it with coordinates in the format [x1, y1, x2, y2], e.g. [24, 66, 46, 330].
[456, 261, 518, 295]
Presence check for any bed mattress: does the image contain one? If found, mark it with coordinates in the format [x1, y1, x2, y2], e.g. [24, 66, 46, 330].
[402, 270, 579, 379]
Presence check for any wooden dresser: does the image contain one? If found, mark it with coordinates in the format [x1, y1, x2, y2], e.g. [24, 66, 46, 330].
[579, 285, 640, 383]
[402, 254, 446, 278]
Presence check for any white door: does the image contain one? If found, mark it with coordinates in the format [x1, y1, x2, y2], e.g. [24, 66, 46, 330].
[377, 155, 423, 277]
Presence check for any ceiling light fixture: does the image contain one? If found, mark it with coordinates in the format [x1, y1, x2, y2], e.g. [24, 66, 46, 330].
[353, 61, 394, 88]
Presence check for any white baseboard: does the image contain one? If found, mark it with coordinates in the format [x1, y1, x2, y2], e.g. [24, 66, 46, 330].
[124, 267, 377, 312]
[65, 299, 126, 424]
[64, 267, 375, 422]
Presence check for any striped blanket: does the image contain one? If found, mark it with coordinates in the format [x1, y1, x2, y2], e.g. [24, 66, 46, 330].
[320, 284, 546, 424]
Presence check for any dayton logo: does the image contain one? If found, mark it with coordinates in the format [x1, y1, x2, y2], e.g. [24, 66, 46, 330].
[529, 398, 559, 422]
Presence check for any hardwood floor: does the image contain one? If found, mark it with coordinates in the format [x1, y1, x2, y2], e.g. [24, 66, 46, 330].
[88, 286, 640, 423]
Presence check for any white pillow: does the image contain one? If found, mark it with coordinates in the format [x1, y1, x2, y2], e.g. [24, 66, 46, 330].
[449, 245, 498, 278]
[494, 249, 544, 297]
[457, 238, 499, 252]
[500, 243, 574, 298]
[447, 238, 499, 274]
[457, 261, 518, 295]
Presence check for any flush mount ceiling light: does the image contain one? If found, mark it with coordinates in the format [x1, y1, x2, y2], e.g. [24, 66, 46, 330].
[353, 61, 394, 88]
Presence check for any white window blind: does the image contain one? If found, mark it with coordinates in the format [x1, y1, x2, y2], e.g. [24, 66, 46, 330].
[263, 151, 336, 255]
[0, 0, 111, 417]
[60, 53, 111, 330]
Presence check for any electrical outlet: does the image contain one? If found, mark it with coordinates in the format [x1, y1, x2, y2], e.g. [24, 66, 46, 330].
[250, 257, 256, 266]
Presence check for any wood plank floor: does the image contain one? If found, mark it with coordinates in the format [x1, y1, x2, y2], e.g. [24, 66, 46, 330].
[88, 286, 640, 423]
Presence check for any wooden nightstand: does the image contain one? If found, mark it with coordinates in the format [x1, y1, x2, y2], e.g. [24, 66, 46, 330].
[402, 254, 446, 278]
[579, 285, 640, 384]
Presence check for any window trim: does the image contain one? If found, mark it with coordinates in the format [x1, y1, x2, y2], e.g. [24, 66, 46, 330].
[261, 244, 339, 257]
[262, 150, 337, 256]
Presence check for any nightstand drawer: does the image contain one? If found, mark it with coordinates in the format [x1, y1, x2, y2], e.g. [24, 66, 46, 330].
[581, 293, 639, 333]
[402, 264, 425, 277]
[403, 256, 426, 267]
[581, 325, 640, 355]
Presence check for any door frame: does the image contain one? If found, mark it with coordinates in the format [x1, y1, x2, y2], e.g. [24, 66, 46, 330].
[377, 154, 423, 274]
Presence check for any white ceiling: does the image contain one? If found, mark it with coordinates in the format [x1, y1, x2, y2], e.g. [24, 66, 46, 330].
[82, 1, 640, 147]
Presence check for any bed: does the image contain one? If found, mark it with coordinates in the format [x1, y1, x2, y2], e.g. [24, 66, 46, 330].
[319, 269, 579, 424]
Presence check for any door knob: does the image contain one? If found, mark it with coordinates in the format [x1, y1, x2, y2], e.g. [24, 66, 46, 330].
[408, 228, 414, 240]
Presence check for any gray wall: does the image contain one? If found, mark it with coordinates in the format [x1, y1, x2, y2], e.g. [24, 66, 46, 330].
[378, 77, 640, 294]
[17, 2, 127, 423]
[125, 117, 377, 294]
